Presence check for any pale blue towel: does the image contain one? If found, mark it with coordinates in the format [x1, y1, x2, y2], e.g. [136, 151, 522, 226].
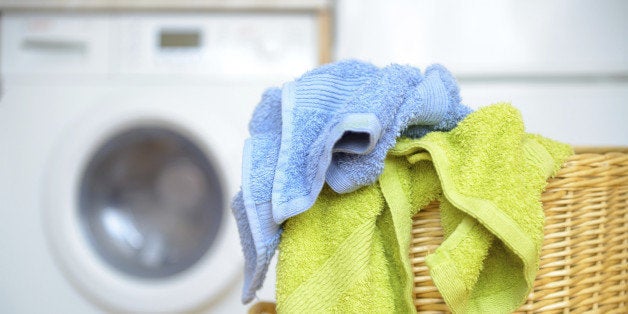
[232, 88, 283, 303]
[232, 60, 472, 303]
[272, 62, 472, 222]
[271, 60, 381, 222]
[325, 64, 472, 194]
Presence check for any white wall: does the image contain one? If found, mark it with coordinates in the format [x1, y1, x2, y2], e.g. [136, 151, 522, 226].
[336, 0, 628, 146]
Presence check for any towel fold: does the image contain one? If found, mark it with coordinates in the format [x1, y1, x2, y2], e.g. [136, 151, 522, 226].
[272, 61, 472, 223]
[232, 88, 283, 303]
[234, 60, 471, 303]
[276, 103, 572, 313]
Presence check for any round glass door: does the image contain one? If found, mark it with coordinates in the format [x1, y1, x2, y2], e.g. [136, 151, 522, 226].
[79, 127, 224, 279]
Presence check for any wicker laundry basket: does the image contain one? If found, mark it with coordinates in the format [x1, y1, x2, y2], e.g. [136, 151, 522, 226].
[413, 148, 628, 313]
[250, 148, 628, 314]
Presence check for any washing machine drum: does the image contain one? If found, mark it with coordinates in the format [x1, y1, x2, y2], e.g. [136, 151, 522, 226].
[79, 127, 223, 279]
[45, 119, 241, 313]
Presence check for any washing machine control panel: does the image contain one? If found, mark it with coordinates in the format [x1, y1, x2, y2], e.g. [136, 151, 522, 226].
[112, 14, 318, 78]
[1, 12, 319, 81]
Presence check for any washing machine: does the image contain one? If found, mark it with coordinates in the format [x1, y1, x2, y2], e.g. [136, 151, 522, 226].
[0, 8, 326, 313]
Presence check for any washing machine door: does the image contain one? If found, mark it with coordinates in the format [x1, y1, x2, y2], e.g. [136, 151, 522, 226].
[44, 95, 243, 313]
[79, 126, 224, 280]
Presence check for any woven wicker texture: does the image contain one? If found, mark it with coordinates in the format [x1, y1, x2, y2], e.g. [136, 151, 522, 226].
[411, 151, 628, 313]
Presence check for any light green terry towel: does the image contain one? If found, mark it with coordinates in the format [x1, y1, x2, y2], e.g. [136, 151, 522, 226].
[276, 104, 573, 313]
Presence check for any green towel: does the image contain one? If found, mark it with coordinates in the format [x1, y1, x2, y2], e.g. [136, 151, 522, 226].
[276, 103, 573, 313]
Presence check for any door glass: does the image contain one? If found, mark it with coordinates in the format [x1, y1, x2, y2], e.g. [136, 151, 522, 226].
[79, 127, 223, 279]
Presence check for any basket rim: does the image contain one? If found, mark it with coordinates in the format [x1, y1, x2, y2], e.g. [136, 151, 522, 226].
[573, 146, 628, 154]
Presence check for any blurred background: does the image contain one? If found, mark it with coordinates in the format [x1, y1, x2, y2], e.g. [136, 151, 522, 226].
[0, 0, 626, 313]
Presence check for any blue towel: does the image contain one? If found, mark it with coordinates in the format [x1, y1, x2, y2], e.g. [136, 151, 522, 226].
[232, 88, 283, 303]
[271, 60, 381, 222]
[232, 60, 472, 303]
[272, 62, 472, 222]
[324, 64, 472, 194]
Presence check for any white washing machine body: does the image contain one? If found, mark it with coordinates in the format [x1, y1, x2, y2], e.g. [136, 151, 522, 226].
[0, 11, 319, 313]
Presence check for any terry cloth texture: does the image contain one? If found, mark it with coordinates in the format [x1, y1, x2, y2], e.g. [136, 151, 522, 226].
[232, 87, 283, 303]
[273, 61, 472, 223]
[276, 104, 573, 313]
[233, 60, 471, 303]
